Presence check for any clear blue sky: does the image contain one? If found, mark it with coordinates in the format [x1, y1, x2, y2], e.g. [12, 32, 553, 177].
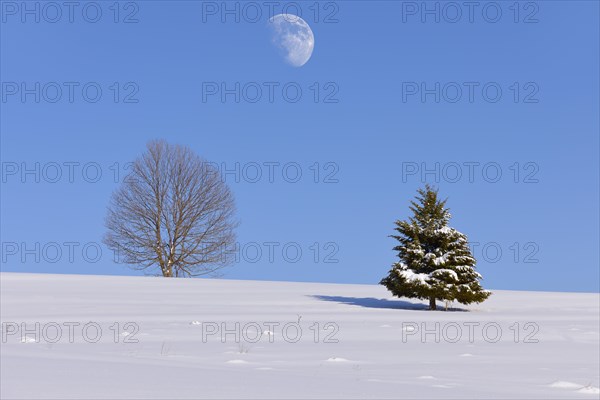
[1, 1, 598, 292]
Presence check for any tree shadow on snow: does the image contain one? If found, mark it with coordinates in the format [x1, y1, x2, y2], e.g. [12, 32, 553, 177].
[310, 295, 468, 312]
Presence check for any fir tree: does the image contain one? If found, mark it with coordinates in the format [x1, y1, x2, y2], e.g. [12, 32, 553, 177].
[380, 185, 491, 310]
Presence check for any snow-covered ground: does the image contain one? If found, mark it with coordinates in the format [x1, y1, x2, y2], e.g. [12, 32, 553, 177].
[1, 272, 598, 399]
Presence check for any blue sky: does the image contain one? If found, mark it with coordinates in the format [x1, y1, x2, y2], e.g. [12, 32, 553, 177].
[1, 1, 598, 292]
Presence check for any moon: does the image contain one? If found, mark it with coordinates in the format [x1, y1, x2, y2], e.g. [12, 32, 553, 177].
[268, 14, 314, 67]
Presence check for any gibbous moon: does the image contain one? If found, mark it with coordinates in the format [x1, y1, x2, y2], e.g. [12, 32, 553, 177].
[268, 14, 314, 67]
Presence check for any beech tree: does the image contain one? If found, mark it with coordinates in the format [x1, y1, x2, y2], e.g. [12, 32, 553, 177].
[104, 140, 237, 277]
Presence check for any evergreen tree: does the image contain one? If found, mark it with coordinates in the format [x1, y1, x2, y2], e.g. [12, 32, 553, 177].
[380, 185, 491, 310]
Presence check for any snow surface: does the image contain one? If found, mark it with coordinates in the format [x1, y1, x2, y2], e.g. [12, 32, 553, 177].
[1, 272, 598, 399]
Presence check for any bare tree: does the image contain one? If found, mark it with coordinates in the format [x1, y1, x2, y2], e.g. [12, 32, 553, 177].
[104, 140, 237, 277]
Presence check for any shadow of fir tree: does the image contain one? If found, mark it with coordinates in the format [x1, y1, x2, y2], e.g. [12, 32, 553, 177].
[309, 295, 469, 312]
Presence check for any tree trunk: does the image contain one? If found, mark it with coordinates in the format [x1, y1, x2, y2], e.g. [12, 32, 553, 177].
[429, 297, 437, 310]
